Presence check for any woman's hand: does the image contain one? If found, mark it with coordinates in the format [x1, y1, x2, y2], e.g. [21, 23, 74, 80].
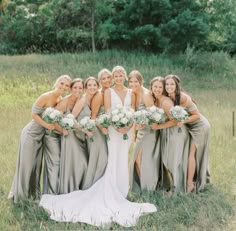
[135, 124, 146, 130]
[150, 123, 160, 130]
[117, 127, 130, 134]
[85, 130, 94, 137]
[46, 124, 56, 130]
[177, 121, 184, 128]
[100, 127, 108, 135]
[62, 129, 69, 136]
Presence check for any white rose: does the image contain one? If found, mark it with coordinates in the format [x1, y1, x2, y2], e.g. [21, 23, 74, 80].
[135, 111, 142, 117]
[149, 106, 157, 113]
[121, 117, 128, 124]
[153, 113, 161, 122]
[112, 115, 120, 122]
[50, 112, 56, 119]
[67, 114, 74, 119]
[119, 113, 125, 119]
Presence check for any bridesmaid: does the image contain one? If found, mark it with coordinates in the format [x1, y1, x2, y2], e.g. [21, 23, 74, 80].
[71, 77, 99, 190]
[8, 75, 71, 203]
[165, 74, 210, 193]
[150, 77, 190, 195]
[82, 69, 112, 190]
[54, 78, 87, 194]
[128, 70, 161, 192]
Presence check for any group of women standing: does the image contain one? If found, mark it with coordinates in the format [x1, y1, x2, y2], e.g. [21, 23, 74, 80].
[8, 66, 210, 227]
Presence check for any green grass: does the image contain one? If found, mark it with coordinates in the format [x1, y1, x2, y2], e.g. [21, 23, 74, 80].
[0, 50, 235, 230]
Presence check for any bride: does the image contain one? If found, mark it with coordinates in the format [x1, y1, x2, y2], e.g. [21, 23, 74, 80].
[39, 66, 157, 227]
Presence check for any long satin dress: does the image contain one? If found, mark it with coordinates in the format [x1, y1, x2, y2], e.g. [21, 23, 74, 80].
[8, 105, 45, 203]
[130, 104, 161, 192]
[185, 103, 210, 191]
[39, 88, 157, 227]
[42, 130, 61, 194]
[82, 106, 108, 190]
[160, 125, 190, 193]
[58, 107, 88, 194]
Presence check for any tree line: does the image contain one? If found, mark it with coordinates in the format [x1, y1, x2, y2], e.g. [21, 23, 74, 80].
[0, 0, 235, 55]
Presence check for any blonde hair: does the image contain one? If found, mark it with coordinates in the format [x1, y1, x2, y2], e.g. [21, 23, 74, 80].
[54, 74, 72, 88]
[112, 65, 127, 80]
[128, 70, 144, 85]
[98, 68, 112, 81]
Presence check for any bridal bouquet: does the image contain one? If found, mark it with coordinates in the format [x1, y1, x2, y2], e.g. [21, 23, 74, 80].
[133, 109, 149, 128]
[147, 106, 167, 125]
[59, 114, 75, 131]
[42, 107, 62, 124]
[169, 106, 189, 121]
[169, 105, 189, 132]
[111, 104, 134, 140]
[78, 116, 96, 142]
[96, 113, 111, 140]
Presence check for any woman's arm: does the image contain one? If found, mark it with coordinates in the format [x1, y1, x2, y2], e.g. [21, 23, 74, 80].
[72, 97, 85, 118]
[179, 93, 200, 125]
[91, 92, 103, 119]
[32, 93, 55, 130]
[104, 89, 111, 113]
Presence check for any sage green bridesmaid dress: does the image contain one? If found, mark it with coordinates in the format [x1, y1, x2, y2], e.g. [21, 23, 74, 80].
[58, 107, 89, 194]
[82, 106, 108, 190]
[8, 105, 45, 203]
[42, 130, 61, 194]
[185, 103, 210, 191]
[160, 125, 190, 193]
[130, 104, 161, 192]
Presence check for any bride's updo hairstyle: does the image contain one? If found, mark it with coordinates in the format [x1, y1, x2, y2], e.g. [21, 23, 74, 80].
[112, 66, 127, 81]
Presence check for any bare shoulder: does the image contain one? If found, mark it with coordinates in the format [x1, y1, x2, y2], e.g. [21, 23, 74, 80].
[56, 96, 69, 111]
[181, 92, 192, 105]
[34, 91, 51, 107]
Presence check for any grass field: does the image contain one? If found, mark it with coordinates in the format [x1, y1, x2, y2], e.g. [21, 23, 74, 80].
[0, 51, 235, 230]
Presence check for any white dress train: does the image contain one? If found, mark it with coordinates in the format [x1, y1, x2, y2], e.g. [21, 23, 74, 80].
[39, 88, 157, 227]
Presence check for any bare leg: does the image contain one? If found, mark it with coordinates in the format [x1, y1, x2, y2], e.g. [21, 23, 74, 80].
[135, 149, 142, 177]
[187, 143, 197, 193]
[163, 166, 174, 198]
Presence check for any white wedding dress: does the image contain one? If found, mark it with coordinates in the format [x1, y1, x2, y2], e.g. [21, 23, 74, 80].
[39, 88, 157, 227]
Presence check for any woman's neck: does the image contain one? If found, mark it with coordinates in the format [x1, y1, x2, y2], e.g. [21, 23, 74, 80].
[114, 84, 125, 91]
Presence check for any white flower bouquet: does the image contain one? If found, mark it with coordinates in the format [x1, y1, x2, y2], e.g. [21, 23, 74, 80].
[147, 106, 167, 125]
[59, 114, 75, 131]
[169, 105, 189, 132]
[78, 116, 96, 142]
[111, 104, 134, 140]
[42, 107, 62, 124]
[96, 113, 111, 140]
[133, 109, 149, 127]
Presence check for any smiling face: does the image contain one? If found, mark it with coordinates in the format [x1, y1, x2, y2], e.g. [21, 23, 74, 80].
[151, 80, 164, 98]
[113, 71, 125, 85]
[165, 78, 176, 95]
[128, 76, 141, 92]
[71, 81, 84, 98]
[55, 78, 71, 94]
[100, 72, 112, 89]
[85, 79, 99, 95]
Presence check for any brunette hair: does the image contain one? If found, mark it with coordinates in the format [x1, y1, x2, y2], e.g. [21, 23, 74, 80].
[150, 76, 165, 104]
[164, 74, 181, 105]
[71, 78, 84, 88]
[84, 76, 99, 89]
